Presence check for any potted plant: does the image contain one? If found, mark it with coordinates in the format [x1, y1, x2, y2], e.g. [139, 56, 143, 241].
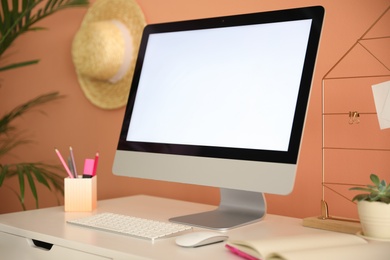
[350, 173, 390, 239]
[0, 0, 88, 211]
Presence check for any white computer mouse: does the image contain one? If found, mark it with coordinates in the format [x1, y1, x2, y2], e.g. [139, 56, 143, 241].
[175, 231, 228, 248]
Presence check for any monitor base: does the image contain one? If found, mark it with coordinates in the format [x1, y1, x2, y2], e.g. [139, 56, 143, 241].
[169, 188, 266, 230]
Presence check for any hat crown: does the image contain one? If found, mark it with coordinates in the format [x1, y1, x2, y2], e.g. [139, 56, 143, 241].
[73, 21, 128, 81]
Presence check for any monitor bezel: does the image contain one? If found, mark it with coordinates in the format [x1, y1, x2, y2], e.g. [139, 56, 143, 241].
[117, 6, 324, 165]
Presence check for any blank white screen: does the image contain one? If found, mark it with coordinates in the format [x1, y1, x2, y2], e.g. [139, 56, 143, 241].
[127, 19, 312, 151]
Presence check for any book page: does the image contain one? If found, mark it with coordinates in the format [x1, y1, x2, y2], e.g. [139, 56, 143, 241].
[227, 232, 367, 259]
[268, 243, 389, 260]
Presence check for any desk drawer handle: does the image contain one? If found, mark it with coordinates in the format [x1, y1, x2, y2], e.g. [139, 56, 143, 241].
[31, 239, 53, 251]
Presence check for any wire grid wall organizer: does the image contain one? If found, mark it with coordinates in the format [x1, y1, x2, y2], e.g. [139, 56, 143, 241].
[321, 5, 390, 224]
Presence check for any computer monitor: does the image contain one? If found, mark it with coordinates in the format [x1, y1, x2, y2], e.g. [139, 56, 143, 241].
[113, 6, 324, 230]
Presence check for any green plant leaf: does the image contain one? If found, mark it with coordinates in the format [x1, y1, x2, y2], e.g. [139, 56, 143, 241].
[369, 192, 380, 201]
[0, 133, 31, 157]
[8, 187, 26, 211]
[350, 174, 390, 203]
[31, 165, 51, 190]
[17, 165, 25, 207]
[0, 92, 64, 136]
[349, 187, 372, 192]
[1, 162, 64, 209]
[0, 59, 39, 72]
[26, 166, 39, 208]
[381, 197, 390, 204]
[370, 174, 380, 186]
[42, 169, 64, 195]
[0, 164, 8, 186]
[351, 194, 369, 202]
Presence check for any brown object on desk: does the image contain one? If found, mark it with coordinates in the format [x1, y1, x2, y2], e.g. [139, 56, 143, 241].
[302, 216, 361, 234]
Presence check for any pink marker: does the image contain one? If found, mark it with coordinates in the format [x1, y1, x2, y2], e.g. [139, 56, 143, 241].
[83, 158, 95, 178]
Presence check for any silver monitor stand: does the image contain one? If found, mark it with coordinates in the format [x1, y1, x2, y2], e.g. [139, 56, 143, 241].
[170, 188, 266, 230]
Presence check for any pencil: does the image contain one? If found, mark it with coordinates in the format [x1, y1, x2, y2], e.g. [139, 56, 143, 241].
[67, 156, 76, 178]
[55, 148, 74, 178]
[69, 146, 78, 178]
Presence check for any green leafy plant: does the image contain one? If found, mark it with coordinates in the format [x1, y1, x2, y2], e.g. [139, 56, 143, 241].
[0, 0, 89, 210]
[350, 174, 390, 204]
[1, 0, 89, 72]
[0, 92, 65, 210]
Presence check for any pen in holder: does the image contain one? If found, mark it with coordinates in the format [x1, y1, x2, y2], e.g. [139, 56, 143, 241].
[64, 176, 97, 212]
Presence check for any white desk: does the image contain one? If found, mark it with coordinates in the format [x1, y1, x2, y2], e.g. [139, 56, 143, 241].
[0, 195, 388, 259]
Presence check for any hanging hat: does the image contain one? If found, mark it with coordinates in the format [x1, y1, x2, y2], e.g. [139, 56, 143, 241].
[72, 0, 146, 109]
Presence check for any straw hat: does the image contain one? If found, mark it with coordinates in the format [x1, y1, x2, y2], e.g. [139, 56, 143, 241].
[72, 0, 146, 109]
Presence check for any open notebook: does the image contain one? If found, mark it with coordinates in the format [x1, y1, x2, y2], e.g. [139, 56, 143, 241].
[226, 232, 388, 260]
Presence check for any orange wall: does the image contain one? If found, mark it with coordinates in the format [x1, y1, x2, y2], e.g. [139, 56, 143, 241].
[1, 0, 389, 218]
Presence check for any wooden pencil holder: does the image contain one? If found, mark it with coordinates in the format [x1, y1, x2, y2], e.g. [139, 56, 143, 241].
[64, 176, 97, 212]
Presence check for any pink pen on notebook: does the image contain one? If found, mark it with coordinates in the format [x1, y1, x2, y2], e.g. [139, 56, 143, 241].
[226, 244, 261, 260]
[55, 148, 74, 178]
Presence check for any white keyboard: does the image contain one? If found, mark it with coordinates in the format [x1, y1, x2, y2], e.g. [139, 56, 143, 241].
[67, 212, 192, 241]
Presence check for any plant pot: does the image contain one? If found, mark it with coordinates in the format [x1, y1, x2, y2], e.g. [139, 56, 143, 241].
[357, 200, 390, 239]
